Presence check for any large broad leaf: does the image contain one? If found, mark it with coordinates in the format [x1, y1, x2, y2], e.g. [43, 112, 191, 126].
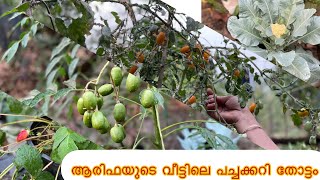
[14, 145, 43, 177]
[283, 56, 311, 81]
[257, 0, 279, 24]
[239, 0, 260, 18]
[292, 9, 316, 37]
[299, 16, 320, 45]
[246, 47, 267, 58]
[269, 51, 296, 67]
[295, 48, 320, 83]
[280, 0, 304, 26]
[227, 16, 262, 46]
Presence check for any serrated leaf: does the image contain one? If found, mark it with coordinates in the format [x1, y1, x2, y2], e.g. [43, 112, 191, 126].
[292, 9, 316, 37]
[227, 16, 262, 46]
[270, 51, 295, 67]
[28, 90, 56, 107]
[46, 55, 63, 77]
[0, 2, 30, 18]
[52, 127, 69, 150]
[2, 41, 19, 62]
[14, 145, 43, 177]
[283, 56, 311, 81]
[50, 38, 71, 60]
[47, 69, 59, 87]
[216, 134, 238, 150]
[35, 171, 54, 180]
[299, 16, 320, 45]
[68, 58, 79, 77]
[57, 136, 78, 163]
[52, 88, 72, 104]
[8, 98, 23, 114]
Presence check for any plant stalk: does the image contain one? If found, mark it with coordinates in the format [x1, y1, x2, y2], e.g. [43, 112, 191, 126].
[152, 105, 165, 150]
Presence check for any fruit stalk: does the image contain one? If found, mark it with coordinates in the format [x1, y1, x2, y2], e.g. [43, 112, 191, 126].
[152, 105, 165, 150]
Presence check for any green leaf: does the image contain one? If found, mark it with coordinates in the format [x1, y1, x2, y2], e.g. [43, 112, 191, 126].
[282, 56, 311, 81]
[111, 11, 122, 24]
[27, 90, 56, 107]
[57, 136, 78, 163]
[299, 16, 320, 45]
[151, 87, 165, 109]
[295, 48, 320, 84]
[292, 9, 316, 37]
[50, 38, 71, 60]
[52, 88, 73, 104]
[8, 98, 23, 114]
[30, 22, 39, 36]
[216, 134, 238, 150]
[46, 55, 63, 77]
[0, 2, 30, 18]
[21, 32, 30, 48]
[35, 171, 54, 180]
[63, 74, 77, 89]
[2, 41, 20, 62]
[291, 113, 302, 126]
[269, 51, 295, 67]
[247, 47, 267, 58]
[257, 0, 279, 24]
[47, 69, 59, 87]
[239, 0, 260, 19]
[14, 145, 43, 177]
[71, 44, 81, 58]
[0, 130, 6, 146]
[68, 58, 79, 77]
[280, 0, 304, 26]
[227, 16, 262, 46]
[52, 127, 69, 150]
[186, 17, 204, 32]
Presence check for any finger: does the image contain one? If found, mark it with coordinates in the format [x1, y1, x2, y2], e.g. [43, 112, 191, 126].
[216, 96, 232, 104]
[206, 103, 217, 110]
[207, 88, 214, 96]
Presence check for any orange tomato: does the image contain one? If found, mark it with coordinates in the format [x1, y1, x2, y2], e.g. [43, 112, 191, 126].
[233, 69, 241, 77]
[298, 108, 309, 118]
[249, 103, 257, 113]
[128, 65, 138, 74]
[187, 96, 197, 104]
[203, 50, 210, 61]
[136, 52, 145, 63]
[156, 32, 166, 45]
[180, 45, 191, 54]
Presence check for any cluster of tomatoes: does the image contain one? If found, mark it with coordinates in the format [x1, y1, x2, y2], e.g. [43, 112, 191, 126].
[77, 66, 157, 144]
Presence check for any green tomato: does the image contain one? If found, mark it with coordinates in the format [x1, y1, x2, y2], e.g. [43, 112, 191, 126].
[98, 84, 114, 96]
[110, 124, 126, 143]
[111, 67, 123, 86]
[82, 91, 97, 110]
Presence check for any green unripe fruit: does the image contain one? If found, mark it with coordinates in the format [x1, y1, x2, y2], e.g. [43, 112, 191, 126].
[92, 111, 106, 130]
[309, 135, 317, 145]
[126, 73, 141, 92]
[98, 84, 114, 96]
[82, 91, 97, 110]
[111, 67, 123, 86]
[83, 111, 93, 128]
[113, 103, 126, 122]
[110, 124, 126, 143]
[98, 117, 111, 134]
[304, 121, 313, 132]
[97, 97, 104, 110]
[77, 98, 86, 115]
[140, 89, 156, 108]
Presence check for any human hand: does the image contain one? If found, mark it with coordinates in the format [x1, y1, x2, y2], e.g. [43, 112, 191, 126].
[205, 88, 242, 124]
